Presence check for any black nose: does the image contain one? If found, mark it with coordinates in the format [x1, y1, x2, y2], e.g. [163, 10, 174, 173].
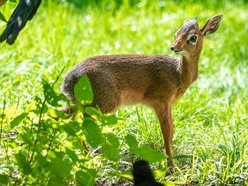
[171, 46, 174, 51]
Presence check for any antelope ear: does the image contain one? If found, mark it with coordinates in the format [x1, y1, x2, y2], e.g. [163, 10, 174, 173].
[200, 14, 223, 36]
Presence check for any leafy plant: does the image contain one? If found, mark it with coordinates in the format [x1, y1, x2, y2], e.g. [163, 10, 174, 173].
[0, 73, 166, 185]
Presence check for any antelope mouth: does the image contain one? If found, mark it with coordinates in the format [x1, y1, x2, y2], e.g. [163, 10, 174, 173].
[174, 50, 183, 54]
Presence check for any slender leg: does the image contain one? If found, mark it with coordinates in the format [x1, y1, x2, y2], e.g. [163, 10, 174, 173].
[154, 103, 174, 169]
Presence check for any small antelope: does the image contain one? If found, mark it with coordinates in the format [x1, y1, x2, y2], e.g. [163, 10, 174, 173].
[62, 14, 223, 167]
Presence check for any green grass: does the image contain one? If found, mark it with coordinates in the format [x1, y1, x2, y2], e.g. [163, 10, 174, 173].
[0, 0, 248, 185]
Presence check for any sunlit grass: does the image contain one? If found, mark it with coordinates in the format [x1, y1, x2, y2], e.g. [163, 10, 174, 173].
[0, 0, 248, 184]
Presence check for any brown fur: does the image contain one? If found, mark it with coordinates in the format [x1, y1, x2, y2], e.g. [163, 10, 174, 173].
[62, 14, 223, 168]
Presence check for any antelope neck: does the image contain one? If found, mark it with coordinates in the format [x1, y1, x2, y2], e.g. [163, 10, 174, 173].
[178, 47, 202, 89]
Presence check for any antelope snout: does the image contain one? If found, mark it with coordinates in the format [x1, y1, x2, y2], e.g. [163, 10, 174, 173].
[171, 42, 179, 51]
[171, 43, 182, 52]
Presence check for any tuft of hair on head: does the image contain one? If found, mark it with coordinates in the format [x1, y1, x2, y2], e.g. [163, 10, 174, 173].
[178, 17, 199, 34]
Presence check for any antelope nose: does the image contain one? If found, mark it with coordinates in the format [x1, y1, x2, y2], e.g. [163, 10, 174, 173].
[171, 46, 174, 51]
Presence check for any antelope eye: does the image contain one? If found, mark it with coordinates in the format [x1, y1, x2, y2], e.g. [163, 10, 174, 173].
[190, 35, 197, 43]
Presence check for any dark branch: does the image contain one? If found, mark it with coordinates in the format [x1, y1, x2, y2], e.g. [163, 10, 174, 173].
[0, 0, 42, 45]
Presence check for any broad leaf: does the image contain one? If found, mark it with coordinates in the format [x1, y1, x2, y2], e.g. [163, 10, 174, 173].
[49, 158, 72, 178]
[101, 114, 118, 125]
[102, 133, 120, 161]
[125, 134, 139, 152]
[137, 146, 166, 162]
[83, 118, 102, 148]
[48, 177, 67, 186]
[36, 153, 49, 168]
[85, 106, 102, 118]
[62, 121, 80, 136]
[125, 134, 165, 162]
[10, 113, 28, 128]
[20, 133, 33, 146]
[15, 151, 32, 175]
[33, 96, 48, 114]
[66, 148, 79, 162]
[0, 175, 8, 185]
[75, 169, 97, 186]
[74, 75, 94, 104]
[43, 80, 64, 107]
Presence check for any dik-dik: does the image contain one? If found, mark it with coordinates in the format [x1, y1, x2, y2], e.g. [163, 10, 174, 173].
[62, 14, 223, 167]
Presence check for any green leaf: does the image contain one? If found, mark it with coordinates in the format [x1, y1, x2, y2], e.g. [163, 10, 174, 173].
[36, 153, 49, 168]
[125, 134, 139, 152]
[20, 133, 33, 146]
[48, 108, 66, 118]
[43, 80, 64, 107]
[74, 75, 94, 104]
[104, 133, 119, 148]
[137, 146, 165, 162]
[85, 107, 118, 126]
[101, 114, 118, 125]
[62, 121, 80, 135]
[125, 134, 165, 162]
[0, 175, 8, 185]
[66, 148, 79, 161]
[75, 169, 97, 186]
[48, 177, 67, 186]
[10, 113, 28, 128]
[49, 158, 72, 178]
[0, 12, 7, 22]
[83, 118, 102, 148]
[33, 96, 48, 114]
[15, 151, 32, 175]
[72, 141, 85, 149]
[102, 133, 120, 161]
[85, 106, 102, 118]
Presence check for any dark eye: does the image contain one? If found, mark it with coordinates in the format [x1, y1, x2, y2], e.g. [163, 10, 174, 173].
[189, 35, 197, 43]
